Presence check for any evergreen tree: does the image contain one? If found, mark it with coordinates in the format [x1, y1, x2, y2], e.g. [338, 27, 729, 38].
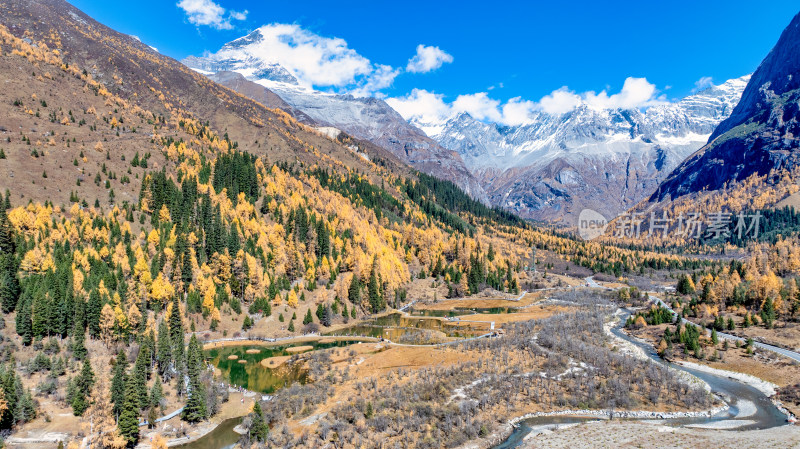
[321, 305, 332, 327]
[78, 358, 95, 392]
[133, 346, 150, 409]
[117, 375, 140, 446]
[186, 335, 202, 381]
[303, 309, 313, 325]
[348, 275, 361, 305]
[69, 297, 87, 359]
[149, 377, 164, 409]
[71, 359, 94, 415]
[111, 351, 127, 419]
[368, 259, 382, 313]
[249, 401, 269, 442]
[182, 334, 206, 422]
[169, 296, 185, 376]
[86, 289, 102, 338]
[0, 271, 19, 313]
[316, 303, 324, 320]
[316, 220, 330, 258]
[16, 390, 35, 423]
[31, 292, 50, 338]
[156, 319, 172, 377]
[15, 295, 32, 345]
[677, 274, 696, 295]
[0, 207, 15, 255]
[761, 297, 776, 328]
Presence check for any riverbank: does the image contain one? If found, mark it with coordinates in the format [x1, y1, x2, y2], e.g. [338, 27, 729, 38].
[496, 419, 800, 449]
[461, 403, 731, 449]
[136, 390, 252, 448]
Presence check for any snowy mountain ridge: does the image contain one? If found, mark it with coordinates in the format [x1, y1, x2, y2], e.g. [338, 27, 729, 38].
[406, 76, 749, 222]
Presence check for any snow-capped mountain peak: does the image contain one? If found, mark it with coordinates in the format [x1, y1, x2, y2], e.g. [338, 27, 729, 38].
[182, 31, 489, 203]
[410, 76, 750, 222]
[182, 28, 301, 86]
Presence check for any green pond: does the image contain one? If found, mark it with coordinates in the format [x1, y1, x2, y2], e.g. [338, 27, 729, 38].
[409, 306, 517, 316]
[325, 313, 488, 340]
[205, 340, 360, 393]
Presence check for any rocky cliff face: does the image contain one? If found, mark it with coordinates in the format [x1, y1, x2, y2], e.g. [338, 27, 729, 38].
[651, 12, 800, 202]
[418, 78, 747, 222]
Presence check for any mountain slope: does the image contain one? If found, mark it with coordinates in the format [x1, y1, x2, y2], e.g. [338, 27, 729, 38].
[205, 71, 318, 125]
[0, 0, 409, 186]
[651, 11, 800, 202]
[182, 29, 488, 203]
[416, 78, 747, 222]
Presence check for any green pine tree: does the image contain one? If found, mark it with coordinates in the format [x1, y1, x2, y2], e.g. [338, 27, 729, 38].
[111, 351, 127, 418]
[15, 296, 32, 345]
[250, 400, 269, 442]
[31, 292, 50, 338]
[348, 275, 361, 305]
[156, 319, 172, 376]
[761, 298, 776, 328]
[0, 271, 19, 313]
[78, 358, 95, 392]
[368, 259, 382, 313]
[133, 346, 150, 409]
[86, 289, 102, 338]
[149, 377, 164, 409]
[182, 334, 206, 422]
[117, 375, 140, 445]
[169, 296, 185, 376]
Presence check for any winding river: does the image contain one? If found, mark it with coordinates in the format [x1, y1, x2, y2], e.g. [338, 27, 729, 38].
[492, 313, 788, 448]
[178, 302, 790, 449]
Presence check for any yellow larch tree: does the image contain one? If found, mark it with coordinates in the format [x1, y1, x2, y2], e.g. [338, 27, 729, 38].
[99, 303, 117, 344]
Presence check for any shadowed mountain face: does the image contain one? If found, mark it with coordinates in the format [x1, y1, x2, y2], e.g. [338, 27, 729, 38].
[182, 31, 489, 203]
[417, 78, 747, 223]
[651, 12, 800, 203]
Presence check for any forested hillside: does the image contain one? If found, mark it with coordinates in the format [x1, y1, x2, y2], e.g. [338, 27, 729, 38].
[0, 18, 547, 446]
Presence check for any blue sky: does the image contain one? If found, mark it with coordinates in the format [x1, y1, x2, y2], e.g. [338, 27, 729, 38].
[69, 0, 799, 124]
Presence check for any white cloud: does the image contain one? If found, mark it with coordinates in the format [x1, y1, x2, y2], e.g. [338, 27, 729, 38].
[209, 25, 452, 96]
[387, 90, 531, 126]
[539, 77, 665, 114]
[177, 0, 247, 30]
[388, 77, 668, 127]
[539, 87, 583, 115]
[231, 24, 373, 88]
[385, 89, 452, 123]
[692, 76, 714, 93]
[583, 77, 665, 109]
[452, 92, 502, 122]
[406, 45, 453, 73]
[349, 64, 401, 98]
[501, 97, 538, 125]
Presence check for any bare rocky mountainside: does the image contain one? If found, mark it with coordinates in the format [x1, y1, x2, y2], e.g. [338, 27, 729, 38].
[182, 29, 489, 203]
[0, 0, 418, 194]
[650, 11, 800, 203]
